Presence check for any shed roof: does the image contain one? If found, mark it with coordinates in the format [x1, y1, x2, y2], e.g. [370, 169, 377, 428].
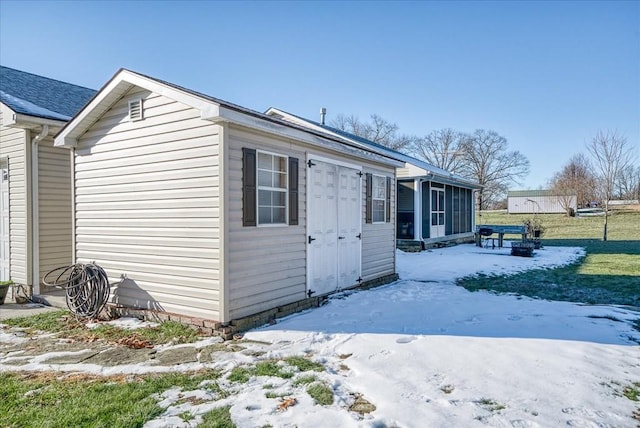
[508, 189, 574, 197]
[55, 68, 404, 167]
[0, 66, 96, 121]
[266, 108, 481, 190]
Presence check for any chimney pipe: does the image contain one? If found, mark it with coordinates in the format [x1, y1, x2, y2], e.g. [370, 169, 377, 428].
[320, 107, 326, 125]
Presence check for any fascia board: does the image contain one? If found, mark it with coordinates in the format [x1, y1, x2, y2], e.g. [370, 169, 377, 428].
[0, 103, 17, 126]
[216, 106, 403, 168]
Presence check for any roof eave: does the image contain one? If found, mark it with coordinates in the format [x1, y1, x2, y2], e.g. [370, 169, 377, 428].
[1, 102, 67, 129]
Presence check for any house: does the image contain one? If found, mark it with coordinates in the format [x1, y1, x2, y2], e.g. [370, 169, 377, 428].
[264, 108, 481, 249]
[507, 190, 576, 214]
[0, 66, 96, 299]
[53, 68, 404, 330]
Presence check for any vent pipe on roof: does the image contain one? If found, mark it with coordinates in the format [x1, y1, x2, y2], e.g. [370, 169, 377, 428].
[320, 107, 326, 125]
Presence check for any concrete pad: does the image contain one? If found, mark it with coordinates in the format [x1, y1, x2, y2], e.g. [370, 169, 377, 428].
[0, 303, 61, 321]
[84, 346, 156, 366]
[154, 346, 198, 365]
[42, 349, 100, 364]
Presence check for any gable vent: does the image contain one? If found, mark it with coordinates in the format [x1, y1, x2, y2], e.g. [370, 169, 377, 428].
[128, 98, 143, 121]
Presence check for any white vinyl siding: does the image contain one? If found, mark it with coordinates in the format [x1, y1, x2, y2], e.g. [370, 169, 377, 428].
[227, 126, 307, 320]
[0, 120, 29, 285]
[362, 168, 395, 282]
[227, 125, 397, 320]
[38, 136, 72, 289]
[74, 88, 221, 320]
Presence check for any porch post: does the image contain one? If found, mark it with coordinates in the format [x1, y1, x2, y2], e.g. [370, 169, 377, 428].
[413, 179, 421, 241]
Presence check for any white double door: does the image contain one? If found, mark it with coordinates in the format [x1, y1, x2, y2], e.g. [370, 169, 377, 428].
[0, 161, 9, 281]
[307, 159, 362, 296]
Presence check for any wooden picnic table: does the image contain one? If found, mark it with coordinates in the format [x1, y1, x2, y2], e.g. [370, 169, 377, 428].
[475, 224, 528, 248]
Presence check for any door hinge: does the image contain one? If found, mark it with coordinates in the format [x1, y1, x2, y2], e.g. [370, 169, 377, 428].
[308, 236, 316, 244]
[307, 289, 315, 298]
[357, 171, 363, 177]
[338, 236, 345, 240]
[356, 233, 362, 240]
[357, 276, 363, 283]
[307, 160, 316, 168]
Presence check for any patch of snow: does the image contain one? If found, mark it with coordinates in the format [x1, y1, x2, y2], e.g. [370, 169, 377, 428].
[0, 90, 71, 121]
[86, 317, 159, 330]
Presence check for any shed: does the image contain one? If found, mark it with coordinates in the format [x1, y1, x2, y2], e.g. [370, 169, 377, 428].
[0, 66, 96, 297]
[53, 68, 403, 328]
[508, 190, 576, 214]
[264, 108, 482, 249]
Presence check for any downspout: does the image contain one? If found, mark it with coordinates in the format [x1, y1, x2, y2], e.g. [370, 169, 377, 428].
[31, 124, 48, 295]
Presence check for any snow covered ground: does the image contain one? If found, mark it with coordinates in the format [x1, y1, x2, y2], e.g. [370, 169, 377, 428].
[235, 244, 639, 428]
[3, 243, 639, 427]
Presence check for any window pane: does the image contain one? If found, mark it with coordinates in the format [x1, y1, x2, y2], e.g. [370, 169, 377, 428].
[258, 153, 272, 169]
[258, 170, 272, 187]
[439, 213, 445, 225]
[273, 191, 286, 207]
[259, 207, 272, 224]
[258, 190, 271, 205]
[373, 200, 385, 222]
[273, 207, 286, 224]
[439, 191, 445, 209]
[431, 190, 437, 210]
[432, 213, 438, 225]
[275, 156, 287, 172]
[275, 172, 287, 189]
[374, 176, 386, 199]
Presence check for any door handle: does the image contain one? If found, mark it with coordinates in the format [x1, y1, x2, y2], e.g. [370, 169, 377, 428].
[308, 236, 316, 244]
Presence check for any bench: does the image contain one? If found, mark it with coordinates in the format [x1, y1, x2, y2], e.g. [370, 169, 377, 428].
[475, 224, 528, 248]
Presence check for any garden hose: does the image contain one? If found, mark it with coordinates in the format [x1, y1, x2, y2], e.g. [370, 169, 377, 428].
[43, 263, 110, 319]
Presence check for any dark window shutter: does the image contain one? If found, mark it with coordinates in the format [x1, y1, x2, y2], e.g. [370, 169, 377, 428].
[386, 176, 392, 223]
[288, 157, 299, 225]
[242, 148, 257, 226]
[365, 173, 373, 224]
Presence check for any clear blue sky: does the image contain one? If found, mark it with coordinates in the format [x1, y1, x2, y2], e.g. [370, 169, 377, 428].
[1, 0, 638, 189]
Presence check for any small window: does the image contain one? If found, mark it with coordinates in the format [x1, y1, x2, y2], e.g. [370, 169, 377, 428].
[372, 175, 386, 223]
[128, 98, 143, 121]
[257, 151, 288, 225]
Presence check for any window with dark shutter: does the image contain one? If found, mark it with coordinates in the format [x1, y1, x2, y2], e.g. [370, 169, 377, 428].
[386, 176, 392, 223]
[242, 148, 257, 226]
[288, 157, 299, 225]
[365, 173, 373, 224]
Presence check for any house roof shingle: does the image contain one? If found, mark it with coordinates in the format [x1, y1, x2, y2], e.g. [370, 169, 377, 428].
[0, 66, 96, 121]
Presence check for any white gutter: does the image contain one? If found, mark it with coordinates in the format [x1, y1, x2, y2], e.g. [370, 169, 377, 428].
[31, 124, 48, 295]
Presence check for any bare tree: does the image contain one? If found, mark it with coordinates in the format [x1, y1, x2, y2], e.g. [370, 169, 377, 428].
[329, 113, 417, 152]
[410, 128, 466, 174]
[549, 153, 598, 214]
[586, 130, 637, 240]
[458, 129, 530, 210]
[615, 164, 640, 200]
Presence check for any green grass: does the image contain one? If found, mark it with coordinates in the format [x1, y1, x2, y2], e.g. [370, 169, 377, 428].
[306, 382, 334, 405]
[623, 382, 640, 401]
[463, 211, 640, 307]
[198, 406, 235, 428]
[228, 357, 325, 384]
[2, 310, 201, 345]
[0, 370, 221, 428]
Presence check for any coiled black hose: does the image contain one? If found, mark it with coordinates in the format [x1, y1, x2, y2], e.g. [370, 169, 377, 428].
[43, 263, 110, 319]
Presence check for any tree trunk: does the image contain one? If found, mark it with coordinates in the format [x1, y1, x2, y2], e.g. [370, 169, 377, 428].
[603, 200, 609, 241]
